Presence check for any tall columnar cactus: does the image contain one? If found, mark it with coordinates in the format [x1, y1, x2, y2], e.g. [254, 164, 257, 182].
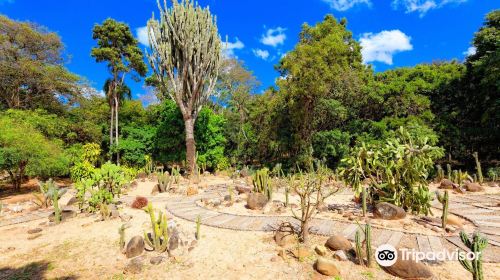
[447, 164, 452, 180]
[253, 168, 273, 200]
[365, 223, 373, 267]
[143, 203, 170, 252]
[284, 185, 289, 207]
[472, 152, 483, 184]
[172, 166, 181, 183]
[453, 170, 459, 184]
[459, 231, 488, 280]
[361, 186, 367, 217]
[195, 215, 201, 240]
[355, 230, 364, 266]
[436, 190, 449, 228]
[436, 165, 444, 181]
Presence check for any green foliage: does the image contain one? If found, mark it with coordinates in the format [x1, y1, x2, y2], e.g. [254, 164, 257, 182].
[0, 115, 69, 189]
[487, 167, 500, 181]
[92, 162, 127, 197]
[436, 190, 449, 228]
[0, 16, 80, 111]
[70, 161, 96, 182]
[312, 130, 351, 169]
[143, 203, 170, 252]
[341, 126, 444, 214]
[88, 188, 114, 213]
[459, 231, 488, 280]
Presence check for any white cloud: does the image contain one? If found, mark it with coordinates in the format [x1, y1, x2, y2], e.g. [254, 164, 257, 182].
[463, 46, 476, 57]
[222, 37, 245, 58]
[321, 0, 371, 11]
[252, 49, 270, 60]
[260, 27, 286, 47]
[360, 30, 413, 65]
[392, 0, 467, 17]
[136, 26, 149, 46]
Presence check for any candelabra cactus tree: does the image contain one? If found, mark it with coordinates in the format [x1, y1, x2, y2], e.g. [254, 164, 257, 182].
[436, 190, 449, 228]
[147, 0, 221, 174]
[459, 231, 488, 280]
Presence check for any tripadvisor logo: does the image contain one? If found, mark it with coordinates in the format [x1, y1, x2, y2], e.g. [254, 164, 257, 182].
[375, 244, 483, 266]
[375, 244, 397, 266]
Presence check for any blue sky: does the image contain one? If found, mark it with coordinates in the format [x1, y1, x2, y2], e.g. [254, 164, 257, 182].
[1, 0, 498, 101]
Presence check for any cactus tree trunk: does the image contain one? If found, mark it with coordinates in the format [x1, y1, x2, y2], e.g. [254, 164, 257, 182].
[184, 117, 196, 174]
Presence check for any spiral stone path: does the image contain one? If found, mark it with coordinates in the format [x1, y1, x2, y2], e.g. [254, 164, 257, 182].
[1, 185, 499, 263]
[120, 186, 500, 263]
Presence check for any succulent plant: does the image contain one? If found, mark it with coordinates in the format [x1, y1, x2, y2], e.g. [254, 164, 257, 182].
[143, 203, 169, 252]
[459, 231, 488, 280]
[436, 190, 449, 228]
[252, 168, 273, 200]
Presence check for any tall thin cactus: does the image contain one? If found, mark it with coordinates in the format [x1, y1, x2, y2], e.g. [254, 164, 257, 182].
[284, 185, 289, 207]
[436, 190, 449, 228]
[447, 164, 452, 180]
[473, 152, 483, 184]
[436, 164, 444, 181]
[355, 230, 364, 266]
[143, 203, 170, 252]
[365, 223, 373, 267]
[459, 231, 487, 280]
[195, 215, 201, 240]
[361, 186, 367, 217]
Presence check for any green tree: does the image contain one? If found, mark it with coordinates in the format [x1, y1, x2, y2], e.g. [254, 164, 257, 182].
[91, 18, 147, 163]
[0, 15, 80, 112]
[275, 15, 368, 167]
[0, 115, 68, 190]
[147, 0, 222, 174]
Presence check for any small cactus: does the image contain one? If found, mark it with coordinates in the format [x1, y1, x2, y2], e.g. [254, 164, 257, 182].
[143, 203, 170, 252]
[361, 186, 367, 217]
[436, 164, 444, 181]
[473, 152, 483, 184]
[447, 164, 452, 180]
[365, 223, 373, 267]
[44, 180, 66, 224]
[355, 230, 364, 266]
[459, 231, 487, 280]
[436, 190, 449, 228]
[195, 215, 201, 240]
[118, 223, 131, 249]
[284, 185, 289, 207]
[157, 172, 173, 193]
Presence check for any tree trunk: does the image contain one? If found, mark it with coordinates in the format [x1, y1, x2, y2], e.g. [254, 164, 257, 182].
[110, 98, 114, 154]
[115, 95, 120, 165]
[301, 219, 310, 244]
[184, 117, 196, 175]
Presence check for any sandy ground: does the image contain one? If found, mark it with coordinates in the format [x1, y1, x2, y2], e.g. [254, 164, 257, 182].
[0, 177, 499, 279]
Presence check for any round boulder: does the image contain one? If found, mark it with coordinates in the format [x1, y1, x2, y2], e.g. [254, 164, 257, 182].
[384, 249, 434, 279]
[247, 193, 268, 210]
[126, 235, 145, 259]
[464, 182, 484, 192]
[315, 257, 340, 276]
[374, 202, 406, 220]
[325, 235, 352, 251]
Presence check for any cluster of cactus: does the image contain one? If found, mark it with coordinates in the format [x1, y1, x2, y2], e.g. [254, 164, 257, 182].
[459, 231, 488, 280]
[252, 168, 273, 200]
[436, 190, 449, 228]
[157, 172, 173, 192]
[451, 169, 470, 185]
[171, 166, 181, 183]
[195, 215, 201, 240]
[354, 223, 373, 267]
[40, 179, 66, 223]
[436, 164, 444, 181]
[143, 202, 170, 252]
[472, 152, 483, 184]
[118, 223, 131, 249]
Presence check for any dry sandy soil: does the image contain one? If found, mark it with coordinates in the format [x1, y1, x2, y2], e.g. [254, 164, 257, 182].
[0, 177, 499, 280]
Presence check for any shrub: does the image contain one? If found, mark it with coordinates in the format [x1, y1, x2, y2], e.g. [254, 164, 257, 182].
[340, 126, 444, 215]
[70, 161, 95, 182]
[0, 115, 69, 189]
[88, 188, 114, 212]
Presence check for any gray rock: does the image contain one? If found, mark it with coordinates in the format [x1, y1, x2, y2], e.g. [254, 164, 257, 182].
[333, 250, 348, 261]
[247, 193, 268, 210]
[223, 195, 231, 201]
[168, 227, 180, 251]
[27, 228, 42, 234]
[150, 256, 164, 265]
[384, 249, 434, 279]
[325, 235, 352, 251]
[374, 202, 406, 220]
[126, 236, 144, 258]
[48, 209, 76, 222]
[125, 257, 143, 274]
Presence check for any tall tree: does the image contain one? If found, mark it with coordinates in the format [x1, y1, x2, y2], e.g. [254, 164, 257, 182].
[276, 15, 368, 167]
[91, 18, 147, 163]
[147, 0, 221, 173]
[0, 15, 80, 112]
